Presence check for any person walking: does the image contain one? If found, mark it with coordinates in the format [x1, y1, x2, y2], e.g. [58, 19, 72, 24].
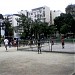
[37, 39, 41, 54]
[4, 38, 9, 51]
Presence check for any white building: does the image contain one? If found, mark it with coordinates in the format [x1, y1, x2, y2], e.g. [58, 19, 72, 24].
[3, 6, 62, 38]
[50, 10, 62, 25]
[4, 14, 19, 27]
[2, 14, 13, 37]
[18, 10, 30, 18]
[3, 10, 30, 38]
[0, 19, 5, 37]
[3, 14, 20, 38]
[30, 6, 50, 23]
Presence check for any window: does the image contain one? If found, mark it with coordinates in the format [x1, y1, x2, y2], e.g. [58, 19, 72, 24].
[31, 13, 33, 15]
[37, 14, 40, 18]
[34, 12, 36, 17]
[40, 15, 42, 19]
[43, 18, 46, 22]
[43, 11, 45, 17]
[43, 7, 45, 9]
[35, 14, 36, 17]
[39, 9, 42, 13]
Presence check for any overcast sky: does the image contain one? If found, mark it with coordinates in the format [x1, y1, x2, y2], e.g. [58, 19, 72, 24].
[0, 0, 75, 15]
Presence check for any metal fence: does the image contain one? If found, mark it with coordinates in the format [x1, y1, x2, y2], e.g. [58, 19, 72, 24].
[17, 39, 75, 53]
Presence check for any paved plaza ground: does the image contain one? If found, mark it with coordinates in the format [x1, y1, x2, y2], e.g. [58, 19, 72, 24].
[0, 46, 75, 75]
[18, 43, 75, 53]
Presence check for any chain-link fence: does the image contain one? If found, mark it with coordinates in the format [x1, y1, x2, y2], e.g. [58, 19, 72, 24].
[17, 39, 75, 53]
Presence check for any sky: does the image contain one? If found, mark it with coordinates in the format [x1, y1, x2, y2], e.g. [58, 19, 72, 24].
[0, 0, 75, 15]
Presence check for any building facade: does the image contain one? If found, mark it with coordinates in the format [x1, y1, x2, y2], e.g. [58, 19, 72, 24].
[18, 10, 30, 17]
[50, 10, 62, 25]
[3, 6, 62, 38]
[30, 6, 50, 24]
[3, 14, 20, 38]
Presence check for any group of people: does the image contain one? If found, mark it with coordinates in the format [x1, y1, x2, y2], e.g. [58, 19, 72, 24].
[51, 36, 65, 49]
[4, 38, 18, 51]
[3, 36, 65, 53]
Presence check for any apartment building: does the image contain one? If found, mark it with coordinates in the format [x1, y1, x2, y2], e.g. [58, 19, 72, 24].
[3, 14, 13, 25]
[3, 10, 30, 38]
[3, 6, 62, 38]
[50, 10, 62, 25]
[3, 14, 20, 38]
[0, 19, 5, 36]
[30, 6, 50, 24]
[18, 10, 30, 17]
[2, 14, 13, 37]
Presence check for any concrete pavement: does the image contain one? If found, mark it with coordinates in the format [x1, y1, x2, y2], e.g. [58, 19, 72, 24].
[0, 46, 75, 75]
[18, 43, 75, 53]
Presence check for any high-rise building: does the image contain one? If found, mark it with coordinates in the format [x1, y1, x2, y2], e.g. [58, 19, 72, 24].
[50, 10, 62, 25]
[3, 14, 20, 38]
[18, 10, 30, 17]
[30, 6, 50, 24]
[3, 6, 62, 38]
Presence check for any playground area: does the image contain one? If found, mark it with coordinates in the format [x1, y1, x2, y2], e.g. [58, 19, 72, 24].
[17, 39, 75, 53]
[0, 46, 75, 75]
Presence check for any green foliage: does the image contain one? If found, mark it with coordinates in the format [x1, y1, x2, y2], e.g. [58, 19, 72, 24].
[54, 13, 75, 34]
[0, 14, 4, 46]
[60, 24, 68, 34]
[16, 14, 33, 39]
[49, 25, 56, 34]
[4, 17, 13, 37]
[0, 14, 3, 19]
[17, 14, 58, 39]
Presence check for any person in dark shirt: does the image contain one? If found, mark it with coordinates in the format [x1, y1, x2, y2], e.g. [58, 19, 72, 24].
[38, 39, 41, 54]
[61, 36, 65, 49]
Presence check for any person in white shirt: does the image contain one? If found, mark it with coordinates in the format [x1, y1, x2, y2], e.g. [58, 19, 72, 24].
[4, 38, 9, 51]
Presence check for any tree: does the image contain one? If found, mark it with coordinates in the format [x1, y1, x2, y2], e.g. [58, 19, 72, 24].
[60, 24, 68, 34]
[32, 20, 42, 39]
[54, 13, 75, 35]
[48, 25, 56, 37]
[16, 14, 32, 39]
[41, 22, 49, 38]
[70, 19, 75, 33]
[32, 19, 49, 39]
[4, 17, 13, 39]
[0, 14, 4, 46]
[0, 14, 3, 19]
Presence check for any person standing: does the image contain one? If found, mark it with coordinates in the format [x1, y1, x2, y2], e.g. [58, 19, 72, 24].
[13, 39, 17, 47]
[37, 39, 41, 54]
[51, 37, 54, 45]
[61, 36, 65, 49]
[4, 38, 9, 51]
